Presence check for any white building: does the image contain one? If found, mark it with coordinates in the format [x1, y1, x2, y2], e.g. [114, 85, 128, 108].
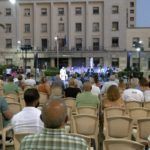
[0, 0, 149, 73]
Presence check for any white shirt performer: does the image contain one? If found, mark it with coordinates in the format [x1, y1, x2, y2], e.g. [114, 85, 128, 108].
[60, 67, 68, 81]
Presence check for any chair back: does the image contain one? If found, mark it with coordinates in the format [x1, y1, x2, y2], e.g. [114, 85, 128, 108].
[144, 101, 150, 109]
[105, 116, 133, 139]
[128, 107, 149, 125]
[137, 118, 150, 143]
[104, 107, 125, 118]
[72, 114, 98, 136]
[39, 92, 49, 106]
[125, 101, 142, 109]
[64, 97, 76, 113]
[5, 93, 19, 102]
[104, 139, 145, 150]
[0, 113, 3, 130]
[8, 102, 22, 114]
[76, 106, 98, 116]
[14, 132, 33, 150]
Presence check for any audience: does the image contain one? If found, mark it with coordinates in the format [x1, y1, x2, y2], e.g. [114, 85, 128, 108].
[0, 96, 13, 127]
[76, 81, 100, 108]
[11, 88, 44, 133]
[102, 85, 125, 109]
[50, 85, 63, 99]
[20, 99, 88, 150]
[37, 76, 51, 98]
[3, 76, 19, 95]
[64, 78, 81, 98]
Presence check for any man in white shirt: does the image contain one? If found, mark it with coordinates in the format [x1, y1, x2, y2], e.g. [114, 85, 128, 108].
[24, 73, 36, 87]
[11, 88, 44, 133]
[122, 77, 144, 102]
[101, 75, 118, 95]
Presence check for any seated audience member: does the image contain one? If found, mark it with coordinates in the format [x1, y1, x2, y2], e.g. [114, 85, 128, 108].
[37, 76, 51, 98]
[64, 78, 81, 98]
[139, 77, 150, 101]
[103, 85, 125, 109]
[76, 81, 100, 108]
[90, 77, 100, 97]
[24, 73, 36, 87]
[20, 99, 88, 150]
[11, 88, 44, 133]
[122, 78, 144, 102]
[3, 76, 19, 95]
[17, 74, 25, 90]
[50, 85, 63, 99]
[72, 74, 83, 90]
[0, 96, 13, 127]
[51, 74, 65, 90]
[118, 78, 126, 93]
[101, 75, 118, 95]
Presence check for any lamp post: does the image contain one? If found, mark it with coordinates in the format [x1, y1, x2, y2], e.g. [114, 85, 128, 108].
[54, 36, 59, 68]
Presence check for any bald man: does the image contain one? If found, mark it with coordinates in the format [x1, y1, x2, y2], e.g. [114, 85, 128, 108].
[20, 99, 88, 150]
[76, 81, 100, 108]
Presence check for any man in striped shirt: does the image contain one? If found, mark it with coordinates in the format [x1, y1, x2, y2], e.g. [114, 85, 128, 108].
[20, 99, 88, 150]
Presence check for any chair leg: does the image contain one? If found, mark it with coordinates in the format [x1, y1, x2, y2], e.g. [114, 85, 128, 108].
[2, 130, 6, 150]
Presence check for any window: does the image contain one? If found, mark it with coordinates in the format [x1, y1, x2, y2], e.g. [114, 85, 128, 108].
[24, 24, 30, 33]
[93, 7, 99, 14]
[58, 23, 64, 32]
[148, 38, 150, 48]
[130, 9, 134, 13]
[24, 39, 31, 46]
[24, 8, 31, 16]
[112, 58, 119, 67]
[41, 23, 47, 32]
[76, 38, 82, 51]
[58, 38, 66, 48]
[132, 58, 139, 69]
[130, 17, 134, 21]
[130, 2, 134, 7]
[93, 22, 99, 32]
[148, 58, 150, 70]
[93, 38, 99, 51]
[112, 22, 119, 31]
[112, 5, 119, 14]
[41, 8, 47, 16]
[132, 37, 140, 47]
[6, 59, 12, 65]
[112, 37, 119, 47]
[41, 39, 48, 50]
[75, 7, 82, 15]
[58, 8, 64, 15]
[6, 39, 12, 48]
[75, 23, 82, 32]
[6, 8, 11, 16]
[5, 24, 11, 33]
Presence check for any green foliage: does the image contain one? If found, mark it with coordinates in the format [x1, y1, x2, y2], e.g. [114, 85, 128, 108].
[44, 67, 59, 76]
[0, 65, 7, 75]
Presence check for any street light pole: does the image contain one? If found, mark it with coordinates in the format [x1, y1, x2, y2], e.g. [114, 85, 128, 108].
[54, 36, 59, 68]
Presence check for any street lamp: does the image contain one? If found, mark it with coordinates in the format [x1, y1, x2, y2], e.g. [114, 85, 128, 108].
[54, 36, 59, 68]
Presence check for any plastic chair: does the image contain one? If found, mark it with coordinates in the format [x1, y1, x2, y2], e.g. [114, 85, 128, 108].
[125, 101, 142, 109]
[104, 139, 144, 150]
[39, 92, 49, 106]
[8, 102, 22, 114]
[72, 114, 99, 150]
[105, 116, 133, 140]
[144, 101, 150, 109]
[64, 97, 76, 114]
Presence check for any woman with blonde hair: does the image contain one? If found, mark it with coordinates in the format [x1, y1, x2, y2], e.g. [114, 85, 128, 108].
[64, 78, 81, 98]
[103, 85, 125, 108]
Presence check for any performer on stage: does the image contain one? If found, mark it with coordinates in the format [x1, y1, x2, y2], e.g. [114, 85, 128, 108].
[60, 67, 68, 81]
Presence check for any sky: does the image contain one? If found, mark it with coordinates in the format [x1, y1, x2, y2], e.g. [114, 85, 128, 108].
[136, 0, 150, 27]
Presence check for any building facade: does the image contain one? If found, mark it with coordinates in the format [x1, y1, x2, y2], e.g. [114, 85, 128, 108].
[0, 0, 149, 73]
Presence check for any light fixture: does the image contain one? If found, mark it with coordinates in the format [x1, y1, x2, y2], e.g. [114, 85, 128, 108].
[9, 0, 16, 4]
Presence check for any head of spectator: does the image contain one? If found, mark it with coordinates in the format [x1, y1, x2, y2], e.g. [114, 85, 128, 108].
[130, 77, 139, 89]
[139, 77, 149, 91]
[107, 85, 120, 101]
[69, 78, 77, 88]
[41, 99, 67, 128]
[40, 76, 47, 83]
[118, 78, 126, 92]
[83, 81, 92, 92]
[7, 75, 14, 82]
[24, 88, 40, 107]
[109, 75, 116, 81]
[18, 74, 23, 81]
